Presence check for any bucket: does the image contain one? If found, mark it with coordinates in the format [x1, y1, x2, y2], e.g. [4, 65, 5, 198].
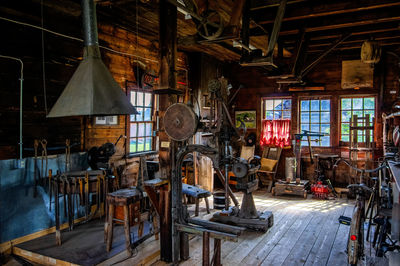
[285, 157, 296, 182]
[213, 190, 230, 210]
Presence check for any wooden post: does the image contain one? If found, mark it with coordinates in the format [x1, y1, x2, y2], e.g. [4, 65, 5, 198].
[106, 203, 114, 252]
[158, 0, 180, 263]
[123, 204, 132, 256]
[214, 239, 221, 266]
[202, 231, 210, 266]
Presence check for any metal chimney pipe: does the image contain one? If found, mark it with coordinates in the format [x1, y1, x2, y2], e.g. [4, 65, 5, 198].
[47, 0, 138, 118]
[82, 0, 99, 47]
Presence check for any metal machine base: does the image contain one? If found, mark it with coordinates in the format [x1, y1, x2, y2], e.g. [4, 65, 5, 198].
[211, 207, 273, 232]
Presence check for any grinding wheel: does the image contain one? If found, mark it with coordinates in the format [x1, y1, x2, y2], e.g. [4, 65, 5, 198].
[163, 103, 198, 141]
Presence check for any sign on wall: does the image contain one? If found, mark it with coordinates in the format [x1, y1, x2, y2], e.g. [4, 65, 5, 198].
[341, 60, 373, 89]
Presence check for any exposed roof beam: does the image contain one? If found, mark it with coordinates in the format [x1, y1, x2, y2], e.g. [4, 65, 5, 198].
[250, 10, 400, 37]
[307, 41, 400, 53]
[254, 0, 400, 25]
[282, 29, 400, 45]
[306, 36, 400, 49]
[250, 0, 308, 11]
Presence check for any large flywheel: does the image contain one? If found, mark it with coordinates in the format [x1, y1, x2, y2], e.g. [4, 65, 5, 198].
[163, 103, 198, 141]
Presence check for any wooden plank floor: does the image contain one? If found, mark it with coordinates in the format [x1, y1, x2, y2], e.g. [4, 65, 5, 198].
[110, 190, 378, 266]
[13, 189, 390, 266]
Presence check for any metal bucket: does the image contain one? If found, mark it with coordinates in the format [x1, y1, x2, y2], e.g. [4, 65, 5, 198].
[213, 190, 230, 210]
[285, 157, 296, 181]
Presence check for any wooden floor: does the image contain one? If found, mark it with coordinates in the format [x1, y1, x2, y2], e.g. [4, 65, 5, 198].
[107, 190, 387, 266]
[13, 189, 389, 266]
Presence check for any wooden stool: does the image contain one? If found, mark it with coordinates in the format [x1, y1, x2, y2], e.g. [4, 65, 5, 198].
[105, 188, 142, 256]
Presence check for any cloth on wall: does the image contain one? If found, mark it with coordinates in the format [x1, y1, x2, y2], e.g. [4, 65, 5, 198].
[260, 119, 291, 148]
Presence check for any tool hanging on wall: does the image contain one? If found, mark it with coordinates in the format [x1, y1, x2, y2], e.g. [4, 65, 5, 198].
[65, 139, 71, 172]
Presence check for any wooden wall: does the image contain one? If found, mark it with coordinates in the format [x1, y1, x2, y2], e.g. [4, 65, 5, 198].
[0, 0, 83, 159]
[229, 51, 400, 185]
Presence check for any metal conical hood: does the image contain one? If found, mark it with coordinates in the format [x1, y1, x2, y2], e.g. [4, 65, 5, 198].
[47, 0, 137, 118]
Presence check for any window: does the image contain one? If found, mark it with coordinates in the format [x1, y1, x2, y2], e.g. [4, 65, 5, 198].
[263, 98, 292, 120]
[340, 96, 375, 142]
[129, 87, 154, 153]
[300, 99, 331, 146]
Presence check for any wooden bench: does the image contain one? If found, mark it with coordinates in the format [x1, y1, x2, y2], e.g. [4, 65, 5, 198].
[182, 183, 211, 216]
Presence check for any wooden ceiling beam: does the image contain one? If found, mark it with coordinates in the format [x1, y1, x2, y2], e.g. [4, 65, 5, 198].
[250, 9, 400, 37]
[307, 41, 400, 53]
[306, 36, 400, 49]
[282, 29, 400, 45]
[254, 0, 400, 25]
[250, 0, 308, 11]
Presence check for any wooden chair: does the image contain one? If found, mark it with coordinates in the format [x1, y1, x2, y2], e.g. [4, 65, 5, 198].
[256, 146, 282, 193]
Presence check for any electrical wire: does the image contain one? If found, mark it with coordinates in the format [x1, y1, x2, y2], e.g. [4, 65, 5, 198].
[40, 0, 48, 115]
[0, 15, 158, 63]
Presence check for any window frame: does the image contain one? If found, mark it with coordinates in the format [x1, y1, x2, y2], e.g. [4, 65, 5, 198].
[339, 95, 377, 145]
[126, 81, 155, 155]
[298, 96, 332, 147]
[262, 97, 292, 121]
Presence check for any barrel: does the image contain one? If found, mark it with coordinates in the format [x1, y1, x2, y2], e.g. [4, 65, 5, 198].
[213, 190, 230, 210]
[285, 157, 296, 182]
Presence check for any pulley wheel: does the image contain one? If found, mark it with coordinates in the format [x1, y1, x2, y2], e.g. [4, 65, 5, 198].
[197, 10, 224, 41]
[233, 161, 249, 178]
[163, 103, 198, 141]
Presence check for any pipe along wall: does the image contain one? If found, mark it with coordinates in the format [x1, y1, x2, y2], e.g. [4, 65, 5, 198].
[0, 152, 88, 243]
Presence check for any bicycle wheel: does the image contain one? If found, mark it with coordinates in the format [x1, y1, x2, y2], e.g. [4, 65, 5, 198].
[348, 205, 363, 265]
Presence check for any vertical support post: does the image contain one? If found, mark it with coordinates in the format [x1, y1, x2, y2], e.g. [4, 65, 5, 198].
[214, 239, 221, 266]
[202, 232, 210, 266]
[180, 231, 189, 261]
[241, 0, 250, 57]
[158, 0, 178, 263]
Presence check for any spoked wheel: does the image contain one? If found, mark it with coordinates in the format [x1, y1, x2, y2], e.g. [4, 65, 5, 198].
[348, 207, 363, 265]
[196, 10, 224, 40]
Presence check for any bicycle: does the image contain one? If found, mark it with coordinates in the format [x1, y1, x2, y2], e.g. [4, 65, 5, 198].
[334, 159, 385, 266]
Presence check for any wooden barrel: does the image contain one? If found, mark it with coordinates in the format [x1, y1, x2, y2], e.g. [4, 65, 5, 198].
[213, 190, 230, 210]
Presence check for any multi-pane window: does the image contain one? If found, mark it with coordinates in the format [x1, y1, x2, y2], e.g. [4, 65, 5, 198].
[340, 97, 375, 142]
[300, 99, 331, 146]
[129, 89, 154, 153]
[264, 98, 292, 120]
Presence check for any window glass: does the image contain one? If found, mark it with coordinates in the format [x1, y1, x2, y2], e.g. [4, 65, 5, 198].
[300, 99, 331, 146]
[129, 87, 154, 153]
[264, 98, 292, 120]
[340, 96, 375, 142]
